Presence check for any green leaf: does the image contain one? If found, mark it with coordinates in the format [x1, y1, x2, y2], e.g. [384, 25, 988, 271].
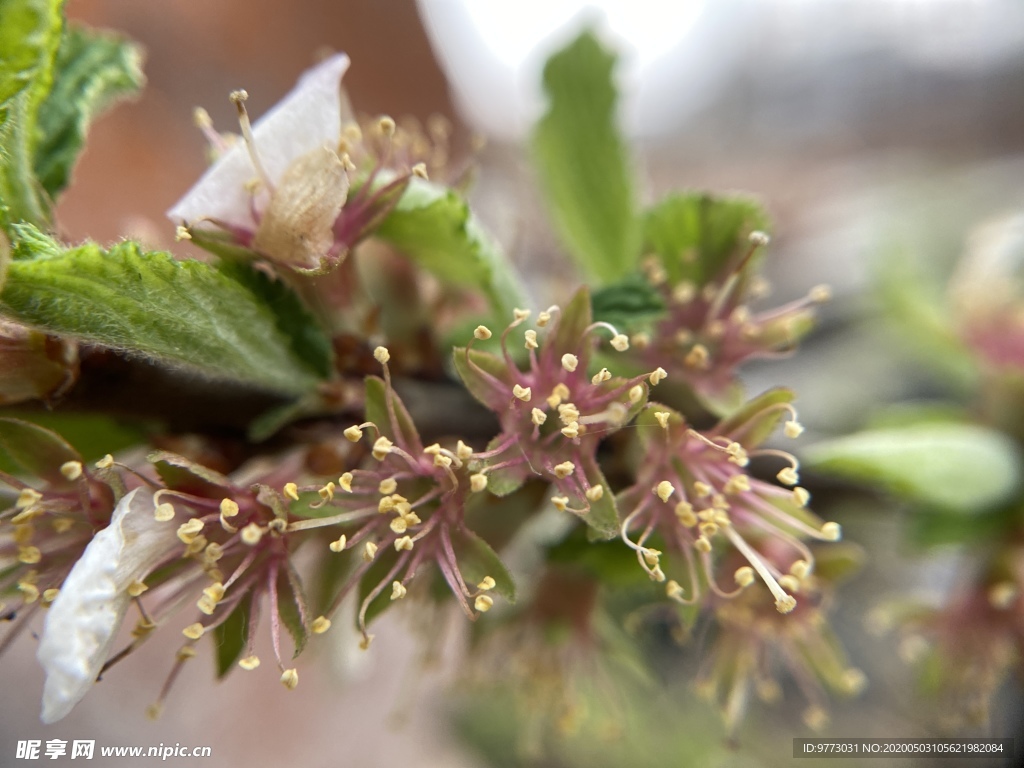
[533, 30, 638, 283]
[643, 193, 768, 286]
[452, 346, 512, 413]
[213, 593, 251, 678]
[275, 562, 309, 658]
[0, 0, 62, 111]
[0, 229, 326, 396]
[449, 526, 516, 603]
[33, 24, 143, 199]
[804, 423, 1022, 513]
[374, 177, 526, 321]
[148, 451, 234, 497]
[0, 0, 64, 229]
[715, 388, 795, 448]
[0, 416, 79, 488]
[590, 274, 666, 330]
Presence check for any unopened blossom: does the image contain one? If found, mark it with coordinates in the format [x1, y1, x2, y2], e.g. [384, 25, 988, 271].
[454, 289, 663, 537]
[617, 391, 841, 614]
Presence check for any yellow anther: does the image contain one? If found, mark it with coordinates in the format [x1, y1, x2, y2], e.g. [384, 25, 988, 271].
[628, 385, 644, 404]
[685, 345, 711, 370]
[776, 467, 799, 486]
[378, 478, 398, 495]
[560, 423, 579, 439]
[372, 436, 393, 460]
[185, 535, 208, 555]
[734, 566, 755, 587]
[610, 334, 629, 352]
[551, 496, 569, 512]
[60, 461, 83, 481]
[474, 325, 492, 340]
[127, 580, 148, 597]
[13, 524, 32, 544]
[698, 521, 718, 538]
[775, 595, 797, 614]
[784, 420, 804, 439]
[95, 454, 115, 469]
[695, 536, 712, 553]
[666, 580, 684, 599]
[18, 581, 40, 603]
[792, 487, 810, 507]
[585, 485, 604, 502]
[280, 668, 299, 690]
[513, 308, 531, 322]
[329, 535, 348, 552]
[390, 517, 408, 534]
[537, 310, 552, 327]
[18, 546, 41, 564]
[809, 284, 832, 303]
[655, 481, 675, 502]
[723, 474, 751, 494]
[456, 440, 474, 460]
[177, 518, 205, 543]
[335, 472, 352, 493]
[11, 508, 38, 524]
[395, 536, 414, 551]
[524, 329, 539, 350]
[591, 368, 612, 385]
[820, 522, 842, 541]
[390, 581, 407, 600]
[182, 623, 204, 640]
[675, 501, 697, 527]
[557, 403, 580, 425]
[204, 542, 224, 562]
[553, 461, 575, 480]
[359, 634, 375, 650]
[474, 594, 494, 613]
[373, 346, 390, 364]
[240, 523, 263, 546]
[312, 616, 332, 634]
[649, 367, 668, 385]
[41, 588, 60, 605]
[52, 518, 73, 534]
[530, 407, 547, 426]
[16, 488, 42, 509]
[561, 354, 579, 372]
[155, 503, 175, 522]
[239, 656, 260, 670]
[176, 645, 198, 661]
[641, 548, 661, 568]
[220, 499, 239, 518]
[363, 541, 378, 562]
[477, 576, 496, 591]
[790, 560, 811, 580]
[631, 332, 651, 350]
[692, 481, 712, 498]
[470, 473, 488, 492]
[282, 482, 299, 501]
[671, 281, 696, 304]
[344, 425, 363, 442]
[411, 162, 428, 179]
[654, 411, 671, 429]
[433, 453, 453, 469]
[512, 384, 532, 402]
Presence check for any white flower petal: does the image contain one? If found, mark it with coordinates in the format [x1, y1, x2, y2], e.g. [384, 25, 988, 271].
[167, 54, 352, 231]
[38, 487, 177, 723]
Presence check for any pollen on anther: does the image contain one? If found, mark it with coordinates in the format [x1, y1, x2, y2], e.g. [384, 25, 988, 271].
[474, 325, 492, 340]
[312, 616, 332, 634]
[239, 656, 260, 671]
[777, 467, 799, 486]
[280, 668, 299, 690]
[655, 481, 675, 503]
[373, 346, 391, 364]
[524, 330, 539, 350]
[284, 483, 300, 501]
[344, 425, 363, 442]
[470, 474, 488, 492]
[512, 384, 532, 402]
[60, 461, 83, 481]
[475, 594, 494, 613]
[329, 535, 348, 553]
[395, 536, 414, 551]
[734, 566, 755, 587]
[154, 503, 175, 522]
[592, 368, 611, 385]
[784, 420, 805, 439]
[820, 522, 842, 541]
[478, 576, 496, 591]
[553, 461, 575, 480]
[649, 367, 668, 386]
[219, 499, 239, 519]
[95, 454, 114, 469]
[372, 436, 393, 460]
[610, 334, 629, 352]
[561, 354, 579, 372]
[340, 472, 354, 492]
[182, 623, 204, 640]
[628, 385, 645, 404]
[654, 411, 671, 429]
[585, 485, 604, 502]
[391, 581, 407, 600]
[128, 580, 148, 597]
[363, 541, 378, 561]
[241, 523, 263, 546]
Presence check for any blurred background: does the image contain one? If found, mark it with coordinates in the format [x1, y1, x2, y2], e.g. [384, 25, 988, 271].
[3, 0, 1024, 765]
